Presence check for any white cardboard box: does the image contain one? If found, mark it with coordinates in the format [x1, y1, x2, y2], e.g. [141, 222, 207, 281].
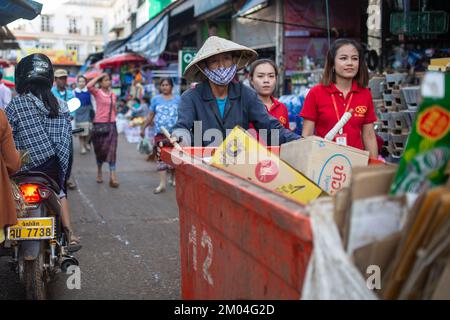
[280, 136, 369, 195]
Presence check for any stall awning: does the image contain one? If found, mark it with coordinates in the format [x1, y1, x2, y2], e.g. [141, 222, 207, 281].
[0, 26, 20, 50]
[1, 79, 14, 88]
[95, 53, 147, 69]
[233, 0, 268, 18]
[0, 0, 42, 26]
[104, 14, 168, 62]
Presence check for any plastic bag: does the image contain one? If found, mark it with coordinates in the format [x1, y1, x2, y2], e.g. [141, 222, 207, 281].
[137, 137, 153, 155]
[301, 198, 378, 300]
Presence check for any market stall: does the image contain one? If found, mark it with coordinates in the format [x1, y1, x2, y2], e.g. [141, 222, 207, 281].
[161, 70, 450, 299]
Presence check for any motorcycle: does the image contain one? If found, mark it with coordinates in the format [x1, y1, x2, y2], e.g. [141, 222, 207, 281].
[1, 98, 83, 300]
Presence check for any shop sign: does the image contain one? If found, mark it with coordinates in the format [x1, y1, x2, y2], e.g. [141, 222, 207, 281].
[149, 0, 173, 20]
[178, 49, 197, 78]
[17, 49, 78, 65]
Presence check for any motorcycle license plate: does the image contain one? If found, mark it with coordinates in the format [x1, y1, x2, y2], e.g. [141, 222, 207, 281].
[7, 217, 55, 240]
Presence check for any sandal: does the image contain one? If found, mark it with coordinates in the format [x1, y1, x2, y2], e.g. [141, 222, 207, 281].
[96, 176, 103, 183]
[109, 180, 120, 188]
[70, 234, 81, 245]
[153, 185, 166, 194]
[64, 228, 82, 252]
[67, 181, 77, 190]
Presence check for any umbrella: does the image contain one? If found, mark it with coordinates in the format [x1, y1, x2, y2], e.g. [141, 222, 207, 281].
[67, 76, 76, 84]
[95, 53, 147, 69]
[84, 70, 102, 79]
[1, 79, 14, 88]
[0, 0, 43, 26]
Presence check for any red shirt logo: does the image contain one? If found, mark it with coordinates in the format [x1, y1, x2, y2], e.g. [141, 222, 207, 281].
[255, 160, 279, 183]
[354, 105, 367, 117]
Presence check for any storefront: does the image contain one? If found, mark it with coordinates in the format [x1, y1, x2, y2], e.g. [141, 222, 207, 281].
[232, 0, 278, 61]
[379, 0, 450, 72]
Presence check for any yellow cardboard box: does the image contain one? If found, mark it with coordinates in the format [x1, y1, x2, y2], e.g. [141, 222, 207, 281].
[280, 136, 369, 195]
[210, 127, 323, 205]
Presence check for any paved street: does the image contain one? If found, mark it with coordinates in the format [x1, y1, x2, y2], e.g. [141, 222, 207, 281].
[0, 134, 181, 299]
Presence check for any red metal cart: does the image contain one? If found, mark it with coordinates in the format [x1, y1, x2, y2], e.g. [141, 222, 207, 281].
[162, 147, 313, 299]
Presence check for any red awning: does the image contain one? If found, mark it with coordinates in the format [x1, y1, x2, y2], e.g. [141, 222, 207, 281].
[1, 79, 14, 88]
[95, 53, 147, 69]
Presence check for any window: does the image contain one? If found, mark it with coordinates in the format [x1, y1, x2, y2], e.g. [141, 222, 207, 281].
[68, 17, 79, 34]
[39, 43, 53, 50]
[67, 44, 80, 59]
[41, 15, 51, 32]
[94, 19, 103, 35]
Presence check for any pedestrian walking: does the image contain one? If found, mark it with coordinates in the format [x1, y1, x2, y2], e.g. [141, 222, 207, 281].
[141, 78, 180, 194]
[74, 75, 94, 155]
[51, 68, 77, 189]
[87, 73, 119, 188]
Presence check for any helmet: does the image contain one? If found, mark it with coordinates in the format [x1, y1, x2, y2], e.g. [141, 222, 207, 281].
[15, 53, 54, 93]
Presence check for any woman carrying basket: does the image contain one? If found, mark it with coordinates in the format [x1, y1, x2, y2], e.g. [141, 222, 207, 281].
[87, 73, 120, 188]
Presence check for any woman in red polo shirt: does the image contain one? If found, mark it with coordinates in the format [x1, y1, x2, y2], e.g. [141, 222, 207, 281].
[249, 59, 290, 143]
[300, 39, 378, 158]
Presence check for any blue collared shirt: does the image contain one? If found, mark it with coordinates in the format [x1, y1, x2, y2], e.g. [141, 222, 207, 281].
[51, 87, 74, 101]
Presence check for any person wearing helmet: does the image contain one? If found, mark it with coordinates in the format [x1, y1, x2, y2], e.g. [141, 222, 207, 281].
[171, 36, 299, 147]
[5, 53, 81, 247]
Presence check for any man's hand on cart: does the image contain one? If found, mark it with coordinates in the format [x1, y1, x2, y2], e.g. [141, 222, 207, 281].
[156, 128, 182, 159]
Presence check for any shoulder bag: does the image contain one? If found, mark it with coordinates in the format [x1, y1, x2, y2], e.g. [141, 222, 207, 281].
[92, 94, 113, 136]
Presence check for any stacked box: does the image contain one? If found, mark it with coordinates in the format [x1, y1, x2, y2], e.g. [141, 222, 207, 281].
[372, 73, 422, 163]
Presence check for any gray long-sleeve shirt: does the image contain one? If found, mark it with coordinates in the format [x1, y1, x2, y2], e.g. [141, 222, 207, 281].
[173, 81, 299, 147]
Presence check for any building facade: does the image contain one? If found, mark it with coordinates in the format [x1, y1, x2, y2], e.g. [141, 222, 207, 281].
[9, 0, 112, 71]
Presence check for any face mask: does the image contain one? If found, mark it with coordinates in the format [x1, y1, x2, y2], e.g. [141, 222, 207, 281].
[203, 64, 237, 86]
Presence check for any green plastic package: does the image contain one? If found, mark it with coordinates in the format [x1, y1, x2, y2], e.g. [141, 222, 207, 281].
[390, 72, 450, 195]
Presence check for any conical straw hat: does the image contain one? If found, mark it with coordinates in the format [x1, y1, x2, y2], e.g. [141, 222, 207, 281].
[184, 36, 258, 81]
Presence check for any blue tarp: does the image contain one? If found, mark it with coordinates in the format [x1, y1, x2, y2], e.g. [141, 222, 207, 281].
[0, 0, 42, 26]
[104, 14, 168, 61]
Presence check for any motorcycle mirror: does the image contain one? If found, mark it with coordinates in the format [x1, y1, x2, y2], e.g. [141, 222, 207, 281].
[67, 98, 81, 113]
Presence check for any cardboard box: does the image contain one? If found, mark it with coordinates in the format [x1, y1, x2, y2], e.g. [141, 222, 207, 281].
[432, 257, 450, 299]
[331, 165, 397, 248]
[210, 127, 324, 205]
[353, 232, 402, 293]
[428, 58, 450, 72]
[280, 136, 369, 195]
